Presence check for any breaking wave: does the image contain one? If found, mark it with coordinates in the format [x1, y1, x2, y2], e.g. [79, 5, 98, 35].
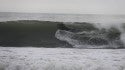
[0, 20, 125, 48]
[55, 22, 125, 49]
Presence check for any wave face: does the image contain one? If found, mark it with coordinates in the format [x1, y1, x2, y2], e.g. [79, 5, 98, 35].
[0, 20, 72, 47]
[55, 22, 124, 49]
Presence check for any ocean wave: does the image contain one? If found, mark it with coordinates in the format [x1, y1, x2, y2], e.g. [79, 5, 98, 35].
[0, 20, 125, 48]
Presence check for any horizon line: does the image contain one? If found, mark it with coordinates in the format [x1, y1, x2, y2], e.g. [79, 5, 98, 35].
[0, 11, 125, 16]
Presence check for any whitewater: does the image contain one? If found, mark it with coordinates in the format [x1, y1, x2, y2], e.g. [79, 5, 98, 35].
[0, 47, 125, 70]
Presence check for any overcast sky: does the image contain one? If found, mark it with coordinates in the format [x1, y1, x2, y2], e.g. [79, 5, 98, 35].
[0, 0, 125, 14]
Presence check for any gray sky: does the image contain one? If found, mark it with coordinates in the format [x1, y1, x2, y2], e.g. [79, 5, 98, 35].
[0, 0, 125, 14]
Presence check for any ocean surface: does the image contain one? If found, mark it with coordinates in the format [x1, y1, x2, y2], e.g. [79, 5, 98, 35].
[0, 12, 125, 70]
[0, 12, 125, 48]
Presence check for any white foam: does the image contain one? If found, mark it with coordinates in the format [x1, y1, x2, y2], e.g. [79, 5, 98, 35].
[0, 47, 125, 70]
